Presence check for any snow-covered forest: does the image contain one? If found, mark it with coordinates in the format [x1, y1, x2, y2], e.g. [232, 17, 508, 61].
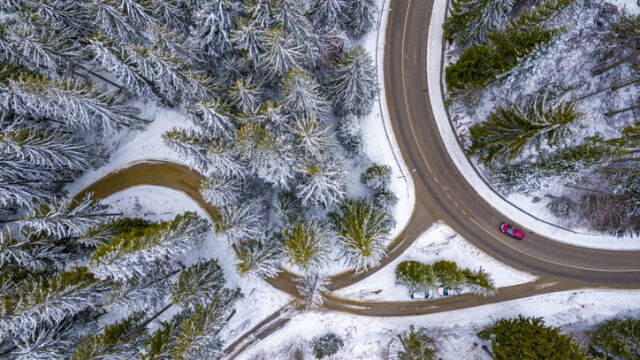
[444, 0, 640, 237]
[0, 0, 389, 357]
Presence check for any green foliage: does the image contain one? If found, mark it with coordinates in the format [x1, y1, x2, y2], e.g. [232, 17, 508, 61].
[282, 220, 330, 272]
[170, 258, 226, 310]
[589, 317, 640, 360]
[313, 332, 344, 359]
[445, 0, 574, 91]
[397, 325, 438, 360]
[443, 0, 515, 47]
[478, 315, 592, 360]
[396, 260, 496, 295]
[72, 313, 145, 360]
[468, 98, 581, 164]
[361, 164, 392, 191]
[140, 319, 179, 360]
[395, 261, 436, 292]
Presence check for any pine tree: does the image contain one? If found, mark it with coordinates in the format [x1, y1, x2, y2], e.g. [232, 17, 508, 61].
[231, 17, 263, 66]
[259, 27, 305, 80]
[235, 237, 283, 279]
[338, 114, 364, 155]
[73, 313, 146, 360]
[296, 159, 347, 208]
[282, 69, 330, 119]
[162, 128, 210, 174]
[0, 267, 104, 337]
[361, 164, 392, 192]
[309, 0, 348, 29]
[395, 261, 437, 292]
[327, 46, 378, 117]
[244, 0, 274, 30]
[271, 0, 314, 43]
[191, 0, 243, 61]
[229, 76, 262, 113]
[17, 195, 110, 239]
[345, 0, 378, 38]
[89, 212, 210, 282]
[184, 98, 236, 139]
[463, 268, 496, 296]
[469, 99, 581, 164]
[397, 325, 438, 360]
[206, 138, 246, 178]
[87, 0, 150, 44]
[213, 202, 263, 245]
[589, 317, 640, 360]
[200, 175, 242, 208]
[433, 260, 466, 290]
[296, 272, 330, 309]
[283, 220, 331, 272]
[171, 301, 232, 359]
[170, 258, 232, 311]
[11, 320, 79, 360]
[313, 332, 344, 359]
[478, 315, 591, 360]
[330, 199, 388, 272]
[443, 0, 515, 47]
[0, 228, 62, 272]
[150, 0, 190, 33]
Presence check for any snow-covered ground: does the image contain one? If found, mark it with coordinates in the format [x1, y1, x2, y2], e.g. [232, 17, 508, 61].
[241, 289, 640, 360]
[101, 186, 292, 345]
[429, 0, 640, 250]
[335, 222, 535, 301]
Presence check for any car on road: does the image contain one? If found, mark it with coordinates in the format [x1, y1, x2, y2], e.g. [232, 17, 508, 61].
[411, 289, 434, 299]
[501, 223, 525, 240]
[438, 287, 460, 296]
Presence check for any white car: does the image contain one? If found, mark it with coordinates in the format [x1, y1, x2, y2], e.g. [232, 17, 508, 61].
[438, 287, 461, 296]
[410, 289, 435, 299]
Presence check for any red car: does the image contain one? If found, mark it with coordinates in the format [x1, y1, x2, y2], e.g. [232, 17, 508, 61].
[501, 223, 525, 240]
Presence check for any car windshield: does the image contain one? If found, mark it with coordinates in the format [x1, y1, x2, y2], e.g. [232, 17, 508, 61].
[507, 226, 514, 234]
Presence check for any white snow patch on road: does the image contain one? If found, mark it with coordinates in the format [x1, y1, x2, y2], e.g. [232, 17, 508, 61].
[335, 222, 535, 301]
[428, 0, 640, 250]
[103, 185, 291, 346]
[241, 289, 640, 360]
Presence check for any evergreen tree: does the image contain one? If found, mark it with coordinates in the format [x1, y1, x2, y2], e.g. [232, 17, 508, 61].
[443, 0, 515, 47]
[73, 313, 146, 360]
[162, 128, 210, 174]
[296, 159, 347, 208]
[171, 301, 234, 359]
[235, 237, 283, 279]
[589, 317, 640, 360]
[281, 68, 330, 119]
[338, 114, 364, 155]
[478, 315, 592, 360]
[433, 260, 466, 290]
[463, 268, 496, 296]
[229, 76, 262, 113]
[231, 17, 263, 66]
[397, 325, 438, 360]
[296, 272, 330, 309]
[200, 175, 242, 208]
[288, 115, 333, 160]
[0, 228, 62, 272]
[184, 98, 236, 139]
[190, 0, 242, 61]
[271, 0, 314, 44]
[361, 164, 392, 192]
[213, 202, 263, 245]
[331, 199, 388, 272]
[345, 0, 378, 38]
[259, 27, 305, 80]
[395, 261, 437, 292]
[283, 220, 331, 272]
[206, 138, 246, 178]
[309, 0, 348, 29]
[89, 212, 210, 282]
[313, 332, 344, 359]
[327, 46, 378, 117]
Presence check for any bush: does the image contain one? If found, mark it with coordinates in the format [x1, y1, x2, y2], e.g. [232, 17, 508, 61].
[313, 333, 344, 359]
[361, 164, 392, 191]
[478, 315, 590, 360]
[589, 317, 640, 360]
[397, 325, 438, 360]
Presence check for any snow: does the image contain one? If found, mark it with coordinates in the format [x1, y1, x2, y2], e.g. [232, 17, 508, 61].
[101, 185, 291, 345]
[241, 289, 640, 360]
[428, 0, 640, 250]
[335, 222, 535, 301]
[608, 0, 640, 15]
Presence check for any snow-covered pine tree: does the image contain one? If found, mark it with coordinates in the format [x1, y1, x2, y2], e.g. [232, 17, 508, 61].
[171, 301, 231, 359]
[190, 0, 243, 62]
[0, 67, 141, 133]
[296, 272, 330, 309]
[296, 159, 347, 208]
[200, 174, 242, 208]
[397, 325, 438, 360]
[361, 164, 392, 192]
[281, 69, 330, 119]
[17, 195, 110, 239]
[235, 237, 283, 279]
[206, 138, 246, 178]
[327, 46, 378, 117]
[0, 228, 62, 272]
[73, 313, 146, 360]
[309, 0, 348, 29]
[463, 268, 496, 296]
[10, 317, 87, 360]
[259, 27, 305, 80]
[86, 0, 151, 44]
[213, 202, 263, 245]
[229, 76, 262, 113]
[0, 267, 104, 338]
[345, 0, 378, 38]
[170, 258, 237, 311]
[89, 212, 210, 282]
[256, 100, 288, 128]
[163, 127, 211, 174]
[282, 220, 331, 272]
[236, 121, 294, 188]
[105, 261, 178, 318]
[338, 114, 364, 155]
[331, 199, 388, 272]
[184, 99, 236, 139]
[244, 0, 275, 30]
[589, 317, 640, 360]
[271, 0, 313, 43]
[288, 115, 333, 160]
[443, 0, 515, 47]
[231, 17, 263, 66]
[150, 0, 191, 34]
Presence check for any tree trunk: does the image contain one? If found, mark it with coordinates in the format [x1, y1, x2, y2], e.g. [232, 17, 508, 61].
[123, 302, 173, 340]
[593, 49, 640, 76]
[605, 102, 640, 117]
[572, 77, 640, 102]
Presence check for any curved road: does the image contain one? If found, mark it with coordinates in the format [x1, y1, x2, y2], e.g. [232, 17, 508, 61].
[77, 0, 640, 322]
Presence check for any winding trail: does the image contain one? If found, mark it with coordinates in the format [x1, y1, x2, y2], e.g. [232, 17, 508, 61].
[76, 0, 640, 356]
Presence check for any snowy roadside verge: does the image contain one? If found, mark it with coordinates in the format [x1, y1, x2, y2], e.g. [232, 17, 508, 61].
[101, 186, 291, 346]
[359, 0, 415, 239]
[240, 289, 640, 359]
[334, 221, 536, 301]
[428, 0, 640, 250]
